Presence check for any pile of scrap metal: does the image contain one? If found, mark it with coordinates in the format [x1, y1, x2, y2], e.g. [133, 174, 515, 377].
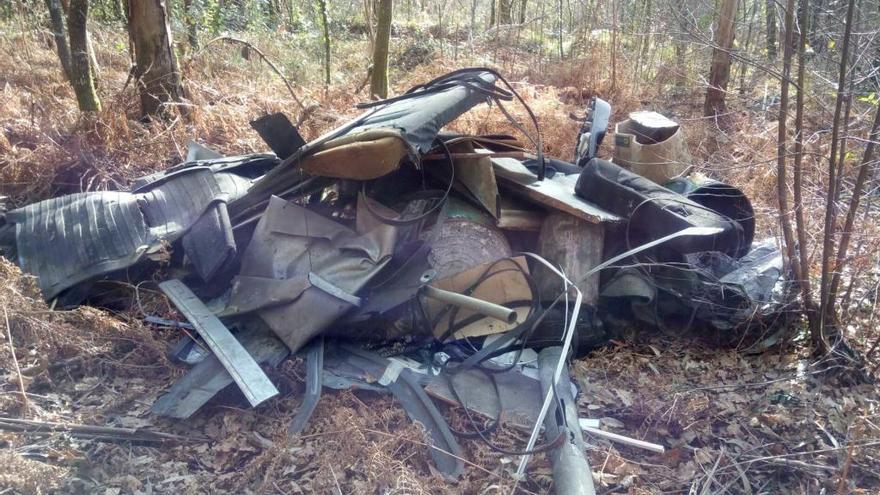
[0, 68, 788, 492]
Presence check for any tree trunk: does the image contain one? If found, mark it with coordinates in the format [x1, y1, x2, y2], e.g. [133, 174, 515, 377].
[44, 0, 72, 81]
[316, 0, 331, 86]
[128, 0, 185, 118]
[184, 0, 199, 49]
[497, 0, 512, 24]
[765, 0, 777, 60]
[369, 0, 392, 99]
[489, 0, 495, 27]
[518, 0, 527, 23]
[704, 0, 737, 117]
[67, 0, 101, 111]
[737, 0, 757, 92]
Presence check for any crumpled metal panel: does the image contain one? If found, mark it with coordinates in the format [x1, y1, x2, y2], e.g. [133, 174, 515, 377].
[352, 72, 494, 154]
[6, 192, 151, 300]
[7, 167, 232, 302]
[131, 153, 277, 192]
[137, 168, 224, 237]
[230, 71, 496, 219]
[226, 196, 399, 354]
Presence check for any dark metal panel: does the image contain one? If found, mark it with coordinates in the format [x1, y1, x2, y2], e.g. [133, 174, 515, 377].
[7, 192, 151, 300]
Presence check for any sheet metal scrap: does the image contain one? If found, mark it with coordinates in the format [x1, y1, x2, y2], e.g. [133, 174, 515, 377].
[159, 279, 279, 408]
[4, 165, 257, 303]
[223, 195, 400, 355]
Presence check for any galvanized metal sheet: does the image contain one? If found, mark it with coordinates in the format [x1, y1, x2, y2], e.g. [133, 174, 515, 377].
[159, 279, 279, 408]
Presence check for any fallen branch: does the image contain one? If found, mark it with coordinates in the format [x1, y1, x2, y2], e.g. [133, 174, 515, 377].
[0, 417, 208, 443]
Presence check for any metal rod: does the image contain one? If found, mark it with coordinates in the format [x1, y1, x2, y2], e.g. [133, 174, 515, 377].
[422, 285, 517, 324]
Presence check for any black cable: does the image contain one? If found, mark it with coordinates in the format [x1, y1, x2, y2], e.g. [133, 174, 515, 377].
[357, 67, 547, 180]
[359, 138, 455, 227]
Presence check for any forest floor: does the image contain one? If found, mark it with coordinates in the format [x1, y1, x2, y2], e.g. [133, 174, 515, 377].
[1, 25, 880, 494]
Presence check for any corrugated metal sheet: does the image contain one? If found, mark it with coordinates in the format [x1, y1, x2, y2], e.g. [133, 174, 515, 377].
[7, 192, 150, 300]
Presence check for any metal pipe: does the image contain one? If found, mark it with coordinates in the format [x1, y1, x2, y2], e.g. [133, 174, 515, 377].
[538, 346, 596, 495]
[421, 285, 517, 324]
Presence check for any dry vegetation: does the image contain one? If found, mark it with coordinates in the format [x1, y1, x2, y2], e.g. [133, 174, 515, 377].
[1, 19, 880, 495]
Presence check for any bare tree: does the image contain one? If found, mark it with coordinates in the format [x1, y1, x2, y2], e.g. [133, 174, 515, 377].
[704, 0, 737, 116]
[497, 0, 513, 24]
[67, 0, 100, 111]
[369, 0, 392, 98]
[765, 0, 777, 60]
[316, 0, 331, 86]
[184, 0, 199, 50]
[127, 0, 185, 118]
[44, 0, 72, 81]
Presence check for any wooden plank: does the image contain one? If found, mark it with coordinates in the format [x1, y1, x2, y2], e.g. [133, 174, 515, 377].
[490, 157, 621, 224]
[497, 196, 546, 231]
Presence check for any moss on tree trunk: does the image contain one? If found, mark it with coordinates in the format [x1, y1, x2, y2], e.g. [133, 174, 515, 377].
[67, 0, 101, 112]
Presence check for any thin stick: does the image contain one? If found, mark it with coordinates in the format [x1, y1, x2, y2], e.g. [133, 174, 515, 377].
[360, 427, 521, 484]
[327, 463, 343, 495]
[581, 426, 665, 454]
[3, 306, 28, 416]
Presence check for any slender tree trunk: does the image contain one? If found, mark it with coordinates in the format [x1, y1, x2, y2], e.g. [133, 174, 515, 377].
[128, 0, 185, 118]
[285, 0, 298, 31]
[792, 0, 817, 335]
[518, 0, 527, 23]
[556, 0, 563, 58]
[184, 0, 199, 49]
[828, 107, 880, 311]
[317, 0, 331, 86]
[736, 0, 754, 92]
[776, 0, 802, 336]
[489, 0, 495, 27]
[765, 0, 777, 60]
[369, 0, 392, 98]
[610, 0, 617, 93]
[704, 0, 737, 116]
[45, 0, 72, 81]
[67, 0, 100, 111]
[498, 0, 512, 24]
[818, 0, 856, 336]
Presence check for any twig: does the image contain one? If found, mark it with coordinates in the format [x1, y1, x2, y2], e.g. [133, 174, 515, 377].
[699, 447, 725, 495]
[836, 427, 859, 494]
[3, 306, 29, 416]
[360, 427, 503, 481]
[195, 36, 309, 118]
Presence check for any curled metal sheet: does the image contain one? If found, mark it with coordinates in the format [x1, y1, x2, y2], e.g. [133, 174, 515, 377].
[6, 167, 234, 302]
[7, 192, 151, 301]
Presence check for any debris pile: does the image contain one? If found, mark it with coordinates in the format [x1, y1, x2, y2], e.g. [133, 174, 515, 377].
[0, 68, 787, 491]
